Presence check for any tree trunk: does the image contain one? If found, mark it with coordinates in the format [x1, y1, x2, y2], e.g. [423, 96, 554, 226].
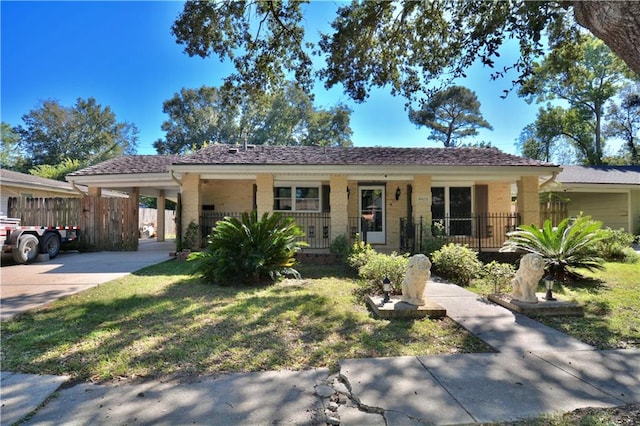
[572, 1, 640, 76]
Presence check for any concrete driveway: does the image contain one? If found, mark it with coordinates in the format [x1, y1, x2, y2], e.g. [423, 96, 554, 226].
[0, 240, 175, 321]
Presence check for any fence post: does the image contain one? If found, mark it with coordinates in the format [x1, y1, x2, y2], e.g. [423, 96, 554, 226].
[418, 216, 424, 253]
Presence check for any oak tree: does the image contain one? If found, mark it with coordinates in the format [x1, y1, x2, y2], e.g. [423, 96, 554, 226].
[154, 83, 353, 154]
[518, 36, 633, 165]
[172, 1, 640, 104]
[16, 98, 138, 172]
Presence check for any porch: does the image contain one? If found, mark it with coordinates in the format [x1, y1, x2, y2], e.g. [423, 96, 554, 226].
[201, 211, 520, 253]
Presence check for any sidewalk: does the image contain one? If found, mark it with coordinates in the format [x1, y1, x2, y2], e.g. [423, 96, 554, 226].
[2, 280, 639, 425]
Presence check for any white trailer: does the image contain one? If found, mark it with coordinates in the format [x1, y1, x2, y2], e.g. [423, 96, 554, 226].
[1, 216, 78, 264]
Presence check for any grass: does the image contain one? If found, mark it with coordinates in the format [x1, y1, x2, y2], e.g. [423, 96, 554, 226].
[0, 261, 490, 382]
[468, 262, 640, 350]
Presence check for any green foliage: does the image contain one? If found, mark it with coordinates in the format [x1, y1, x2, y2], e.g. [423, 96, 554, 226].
[346, 237, 376, 271]
[502, 215, 607, 281]
[518, 36, 633, 165]
[431, 243, 482, 286]
[1, 122, 28, 172]
[421, 220, 449, 257]
[594, 228, 636, 262]
[173, 1, 631, 106]
[604, 84, 640, 165]
[355, 251, 410, 297]
[29, 158, 84, 181]
[16, 97, 138, 168]
[179, 220, 200, 252]
[329, 234, 350, 261]
[189, 211, 306, 285]
[153, 83, 353, 154]
[408, 86, 492, 147]
[480, 261, 515, 295]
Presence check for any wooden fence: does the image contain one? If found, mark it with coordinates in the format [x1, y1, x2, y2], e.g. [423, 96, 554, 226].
[140, 207, 176, 236]
[7, 196, 139, 251]
[540, 200, 568, 226]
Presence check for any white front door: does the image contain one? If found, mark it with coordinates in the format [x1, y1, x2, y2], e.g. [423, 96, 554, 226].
[359, 186, 385, 244]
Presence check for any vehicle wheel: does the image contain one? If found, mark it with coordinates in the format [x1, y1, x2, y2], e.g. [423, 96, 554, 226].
[12, 234, 40, 264]
[42, 233, 61, 259]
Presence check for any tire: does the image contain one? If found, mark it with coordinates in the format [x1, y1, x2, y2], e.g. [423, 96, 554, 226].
[42, 233, 61, 259]
[12, 234, 40, 264]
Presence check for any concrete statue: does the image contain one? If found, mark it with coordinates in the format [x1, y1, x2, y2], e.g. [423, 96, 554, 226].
[401, 254, 432, 306]
[511, 253, 546, 303]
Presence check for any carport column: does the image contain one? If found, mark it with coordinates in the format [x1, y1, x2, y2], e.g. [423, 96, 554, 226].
[517, 176, 540, 227]
[157, 190, 165, 242]
[181, 173, 201, 246]
[131, 187, 140, 249]
[256, 174, 274, 217]
[329, 174, 348, 241]
[413, 175, 432, 233]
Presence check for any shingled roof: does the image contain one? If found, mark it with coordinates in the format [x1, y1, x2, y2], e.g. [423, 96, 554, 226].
[177, 145, 554, 167]
[67, 146, 555, 177]
[555, 165, 640, 185]
[67, 155, 181, 177]
[1, 169, 75, 191]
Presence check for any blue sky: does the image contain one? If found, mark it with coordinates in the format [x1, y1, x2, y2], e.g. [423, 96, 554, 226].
[1, 1, 539, 155]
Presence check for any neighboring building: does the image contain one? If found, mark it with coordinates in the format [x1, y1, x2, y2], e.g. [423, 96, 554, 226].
[544, 165, 640, 234]
[67, 145, 559, 252]
[0, 169, 82, 215]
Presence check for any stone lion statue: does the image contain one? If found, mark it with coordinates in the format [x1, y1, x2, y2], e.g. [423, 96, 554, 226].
[401, 254, 432, 306]
[511, 253, 546, 303]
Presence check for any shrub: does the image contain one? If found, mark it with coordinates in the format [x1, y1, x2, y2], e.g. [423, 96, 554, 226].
[180, 220, 200, 251]
[421, 220, 449, 256]
[351, 250, 409, 301]
[594, 228, 635, 262]
[189, 211, 306, 285]
[479, 261, 515, 294]
[431, 243, 482, 286]
[346, 237, 376, 271]
[357, 251, 410, 294]
[501, 215, 607, 281]
[329, 234, 351, 261]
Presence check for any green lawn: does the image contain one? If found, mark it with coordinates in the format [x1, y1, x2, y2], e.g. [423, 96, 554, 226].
[0, 261, 490, 382]
[469, 262, 640, 350]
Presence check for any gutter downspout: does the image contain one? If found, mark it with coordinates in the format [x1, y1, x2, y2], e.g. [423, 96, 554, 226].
[69, 180, 87, 196]
[170, 169, 182, 187]
[170, 169, 184, 251]
[539, 170, 560, 191]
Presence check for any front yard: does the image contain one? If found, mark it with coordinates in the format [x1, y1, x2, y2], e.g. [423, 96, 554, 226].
[0, 261, 489, 382]
[468, 262, 640, 350]
[1, 259, 637, 385]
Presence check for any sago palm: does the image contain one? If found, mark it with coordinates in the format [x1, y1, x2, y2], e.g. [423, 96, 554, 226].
[501, 215, 607, 281]
[190, 211, 306, 284]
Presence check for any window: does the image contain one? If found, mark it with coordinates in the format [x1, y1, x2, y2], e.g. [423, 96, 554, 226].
[274, 186, 320, 212]
[432, 186, 472, 235]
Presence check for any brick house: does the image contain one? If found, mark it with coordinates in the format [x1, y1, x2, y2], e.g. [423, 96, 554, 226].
[67, 145, 559, 252]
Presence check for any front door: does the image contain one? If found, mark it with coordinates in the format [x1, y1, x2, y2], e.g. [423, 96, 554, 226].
[359, 186, 385, 244]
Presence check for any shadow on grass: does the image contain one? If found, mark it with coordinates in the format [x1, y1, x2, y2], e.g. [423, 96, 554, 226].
[3, 267, 442, 381]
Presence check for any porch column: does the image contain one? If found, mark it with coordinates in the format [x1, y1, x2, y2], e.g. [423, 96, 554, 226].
[256, 173, 274, 217]
[517, 176, 540, 227]
[131, 187, 140, 250]
[181, 173, 201, 243]
[157, 190, 165, 242]
[88, 186, 102, 197]
[329, 174, 349, 241]
[413, 174, 432, 232]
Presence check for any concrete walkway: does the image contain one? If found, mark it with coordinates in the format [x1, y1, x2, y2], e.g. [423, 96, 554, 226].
[1, 278, 639, 425]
